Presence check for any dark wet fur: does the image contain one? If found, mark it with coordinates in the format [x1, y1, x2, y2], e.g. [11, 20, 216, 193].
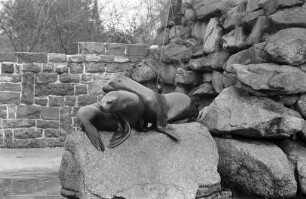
[77, 104, 130, 151]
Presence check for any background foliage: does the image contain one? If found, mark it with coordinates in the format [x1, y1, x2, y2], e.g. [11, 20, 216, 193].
[0, 0, 166, 54]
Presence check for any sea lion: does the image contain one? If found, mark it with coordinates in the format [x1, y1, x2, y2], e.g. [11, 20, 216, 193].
[76, 103, 131, 151]
[103, 74, 196, 124]
[100, 90, 145, 129]
[100, 90, 181, 141]
[163, 92, 197, 123]
[103, 76, 168, 127]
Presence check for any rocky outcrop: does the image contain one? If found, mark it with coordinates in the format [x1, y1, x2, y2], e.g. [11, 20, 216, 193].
[203, 18, 223, 54]
[161, 43, 192, 63]
[175, 68, 202, 86]
[222, 27, 248, 51]
[225, 42, 269, 68]
[191, 83, 216, 97]
[269, 7, 306, 29]
[277, 139, 306, 195]
[211, 71, 226, 94]
[132, 62, 157, 83]
[264, 28, 306, 66]
[197, 87, 306, 138]
[297, 94, 306, 118]
[59, 123, 221, 199]
[226, 63, 306, 96]
[191, 21, 206, 41]
[149, 1, 306, 198]
[216, 137, 297, 198]
[189, 51, 230, 71]
[192, 0, 227, 20]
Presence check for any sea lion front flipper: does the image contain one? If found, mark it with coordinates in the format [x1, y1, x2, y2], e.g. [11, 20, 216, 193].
[82, 122, 105, 151]
[109, 120, 131, 148]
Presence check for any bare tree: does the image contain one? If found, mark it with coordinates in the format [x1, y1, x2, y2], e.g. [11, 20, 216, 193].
[0, 0, 55, 52]
[0, 0, 109, 53]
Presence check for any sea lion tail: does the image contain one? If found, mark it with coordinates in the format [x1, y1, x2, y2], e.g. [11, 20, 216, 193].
[82, 122, 105, 151]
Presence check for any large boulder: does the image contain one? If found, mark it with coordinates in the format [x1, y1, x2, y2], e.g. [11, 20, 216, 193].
[247, 16, 269, 45]
[277, 139, 306, 195]
[197, 87, 306, 138]
[264, 28, 306, 66]
[158, 63, 180, 85]
[59, 123, 221, 199]
[191, 21, 207, 42]
[260, 0, 279, 15]
[225, 42, 269, 68]
[242, 9, 265, 28]
[175, 68, 202, 86]
[153, 29, 169, 46]
[203, 18, 223, 54]
[246, 0, 261, 11]
[222, 5, 244, 31]
[211, 71, 226, 94]
[189, 51, 230, 72]
[269, 7, 306, 29]
[191, 82, 217, 97]
[216, 137, 297, 198]
[161, 43, 192, 63]
[192, 0, 228, 20]
[226, 63, 306, 95]
[222, 27, 248, 52]
[278, 0, 304, 8]
[297, 94, 306, 118]
[132, 61, 157, 83]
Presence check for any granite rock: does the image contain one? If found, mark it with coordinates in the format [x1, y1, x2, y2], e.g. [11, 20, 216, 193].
[264, 28, 306, 66]
[216, 137, 297, 198]
[197, 87, 306, 138]
[59, 123, 221, 199]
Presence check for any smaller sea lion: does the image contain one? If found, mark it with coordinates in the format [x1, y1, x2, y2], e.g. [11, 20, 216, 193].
[100, 90, 181, 141]
[100, 90, 145, 130]
[76, 103, 131, 151]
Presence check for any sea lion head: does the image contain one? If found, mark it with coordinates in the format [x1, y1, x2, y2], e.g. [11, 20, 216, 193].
[103, 75, 128, 93]
[100, 92, 120, 112]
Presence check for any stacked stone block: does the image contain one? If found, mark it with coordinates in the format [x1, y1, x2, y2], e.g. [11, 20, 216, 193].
[0, 43, 147, 148]
[147, 0, 306, 197]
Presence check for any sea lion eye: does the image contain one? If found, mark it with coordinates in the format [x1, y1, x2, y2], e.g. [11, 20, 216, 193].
[118, 80, 121, 82]
[106, 101, 112, 105]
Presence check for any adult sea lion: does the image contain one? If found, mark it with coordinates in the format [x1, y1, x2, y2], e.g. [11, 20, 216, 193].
[76, 103, 131, 151]
[103, 76, 168, 127]
[163, 92, 197, 123]
[102, 74, 196, 124]
[100, 90, 181, 141]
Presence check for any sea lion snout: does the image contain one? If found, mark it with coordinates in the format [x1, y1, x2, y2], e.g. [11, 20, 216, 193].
[100, 100, 113, 112]
[100, 94, 119, 112]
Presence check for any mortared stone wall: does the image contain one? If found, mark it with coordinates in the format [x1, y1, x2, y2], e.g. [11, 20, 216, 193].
[0, 42, 148, 148]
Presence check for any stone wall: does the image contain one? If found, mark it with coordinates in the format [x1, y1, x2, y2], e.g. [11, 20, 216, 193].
[0, 42, 147, 148]
[150, 0, 306, 197]
[150, 0, 306, 115]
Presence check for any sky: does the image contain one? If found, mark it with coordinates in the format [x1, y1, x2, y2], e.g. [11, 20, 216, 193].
[99, 0, 147, 30]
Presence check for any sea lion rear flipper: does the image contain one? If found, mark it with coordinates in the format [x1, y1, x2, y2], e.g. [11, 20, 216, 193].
[83, 122, 105, 151]
[109, 120, 131, 148]
[156, 127, 181, 142]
